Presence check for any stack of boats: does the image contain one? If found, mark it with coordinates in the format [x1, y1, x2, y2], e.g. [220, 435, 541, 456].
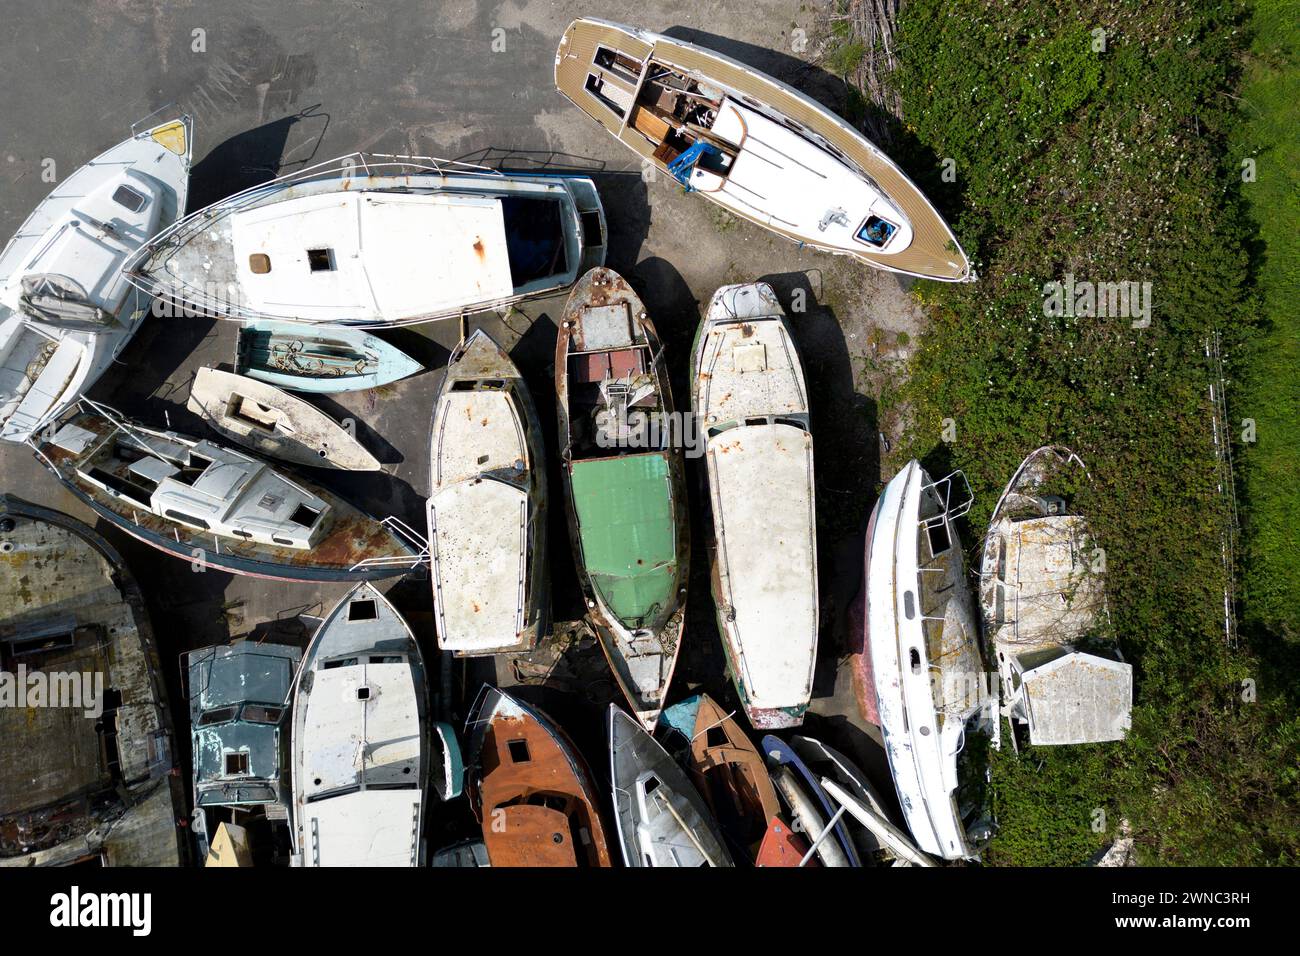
[0, 20, 1135, 868]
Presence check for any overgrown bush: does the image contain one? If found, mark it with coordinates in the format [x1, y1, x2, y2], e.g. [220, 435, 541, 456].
[878, 0, 1298, 864]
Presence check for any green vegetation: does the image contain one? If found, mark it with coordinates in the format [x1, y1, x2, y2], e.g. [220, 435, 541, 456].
[874, 0, 1300, 863]
[827, 40, 867, 77]
[1232, 0, 1300, 642]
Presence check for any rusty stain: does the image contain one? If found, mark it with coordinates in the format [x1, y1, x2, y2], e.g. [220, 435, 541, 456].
[470, 702, 612, 867]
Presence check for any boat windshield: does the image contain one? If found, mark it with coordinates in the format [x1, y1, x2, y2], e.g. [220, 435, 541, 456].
[501, 196, 567, 287]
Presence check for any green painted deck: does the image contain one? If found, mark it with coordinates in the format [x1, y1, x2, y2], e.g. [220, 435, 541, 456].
[570, 453, 677, 627]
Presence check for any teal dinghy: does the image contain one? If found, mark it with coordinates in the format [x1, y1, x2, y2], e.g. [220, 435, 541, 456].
[235, 320, 422, 393]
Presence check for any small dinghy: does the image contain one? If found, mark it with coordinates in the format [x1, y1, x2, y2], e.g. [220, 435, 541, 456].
[235, 320, 422, 393]
[762, 735, 860, 867]
[290, 583, 461, 866]
[692, 282, 817, 728]
[188, 366, 381, 471]
[124, 154, 605, 328]
[608, 705, 733, 867]
[852, 460, 994, 861]
[0, 113, 192, 442]
[465, 686, 611, 866]
[659, 693, 781, 861]
[557, 267, 689, 729]
[31, 399, 421, 581]
[555, 19, 970, 282]
[980, 446, 1131, 747]
[428, 331, 548, 656]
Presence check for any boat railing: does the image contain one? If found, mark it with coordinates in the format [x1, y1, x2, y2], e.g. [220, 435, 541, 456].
[121, 149, 505, 299]
[121, 150, 523, 326]
[130, 103, 191, 139]
[918, 469, 973, 530]
[348, 515, 428, 573]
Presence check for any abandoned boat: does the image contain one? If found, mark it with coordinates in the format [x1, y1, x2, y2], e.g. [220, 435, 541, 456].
[0, 496, 184, 867]
[660, 693, 781, 861]
[188, 366, 381, 471]
[557, 267, 689, 729]
[692, 282, 817, 728]
[290, 583, 459, 866]
[792, 734, 932, 866]
[763, 735, 859, 867]
[465, 686, 611, 866]
[184, 640, 301, 861]
[608, 705, 734, 867]
[979, 446, 1132, 747]
[0, 114, 193, 443]
[428, 331, 548, 656]
[853, 461, 994, 861]
[235, 320, 422, 393]
[30, 399, 421, 582]
[125, 154, 606, 328]
[555, 19, 970, 282]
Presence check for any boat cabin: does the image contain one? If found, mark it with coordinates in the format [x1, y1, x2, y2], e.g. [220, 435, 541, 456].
[986, 511, 1131, 744]
[186, 642, 300, 857]
[565, 301, 668, 460]
[224, 187, 582, 325]
[51, 420, 332, 549]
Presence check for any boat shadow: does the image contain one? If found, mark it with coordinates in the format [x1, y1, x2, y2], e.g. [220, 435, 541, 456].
[186, 108, 328, 213]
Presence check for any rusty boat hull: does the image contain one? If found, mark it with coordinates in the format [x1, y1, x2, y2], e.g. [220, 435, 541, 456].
[466, 686, 611, 867]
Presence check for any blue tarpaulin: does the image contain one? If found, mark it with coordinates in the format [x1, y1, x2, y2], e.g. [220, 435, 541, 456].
[667, 141, 722, 191]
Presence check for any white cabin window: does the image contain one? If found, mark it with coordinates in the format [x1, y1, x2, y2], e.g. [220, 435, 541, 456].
[307, 248, 335, 272]
[290, 504, 321, 528]
[112, 184, 147, 212]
